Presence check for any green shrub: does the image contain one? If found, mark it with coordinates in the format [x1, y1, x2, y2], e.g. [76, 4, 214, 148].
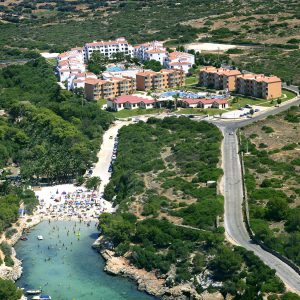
[282, 143, 297, 151]
[262, 126, 274, 133]
[5, 228, 17, 239]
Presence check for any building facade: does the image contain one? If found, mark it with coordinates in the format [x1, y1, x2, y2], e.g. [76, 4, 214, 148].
[84, 76, 136, 101]
[180, 98, 229, 109]
[57, 47, 86, 82]
[236, 74, 282, 99]
[199, 66, 241, 91]
[84, 37, 134, 61]
[199, 66, 282, 99]
[134, 41, 167, 64]
[136, 69, 185, 91]
[107, 95, 155, 111]
[164, 51, 195, 74]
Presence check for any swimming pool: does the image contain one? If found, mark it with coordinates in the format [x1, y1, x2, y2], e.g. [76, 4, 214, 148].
[161, 91, 206, 99]
[106, 66, 125, 72]
[160, 91, 227, 99]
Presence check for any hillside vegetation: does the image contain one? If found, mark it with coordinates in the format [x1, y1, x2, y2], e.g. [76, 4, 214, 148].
[0, 0, 299, 84]
[99, 117, 292, 299]
[241, 107, 300, 267]
[0, 57, 114, 182]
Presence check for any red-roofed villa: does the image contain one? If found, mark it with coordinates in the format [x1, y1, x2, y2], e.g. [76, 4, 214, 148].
[107, 95, 155, 111]
[179, 98, 229, 109]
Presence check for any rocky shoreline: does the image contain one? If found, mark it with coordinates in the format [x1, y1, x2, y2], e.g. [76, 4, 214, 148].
[92, 237, 223, 300]
[0, 211, 222, 300]
[0, 214, 43, 300]
[0, 215, 42, 282]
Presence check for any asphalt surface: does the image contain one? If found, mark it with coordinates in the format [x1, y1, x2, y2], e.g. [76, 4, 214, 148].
[222, 126, 300, 293]
[215, 96, 300, 293]
[211, 95, 300, 130]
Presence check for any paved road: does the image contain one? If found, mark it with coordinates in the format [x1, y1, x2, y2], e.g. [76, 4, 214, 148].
[222, 127, 300, 293]
[215, 96, 300, 293]
[211, 95, 300, 130]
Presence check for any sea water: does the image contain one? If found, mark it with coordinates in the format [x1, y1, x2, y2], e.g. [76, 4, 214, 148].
[15, 221, 157, 300]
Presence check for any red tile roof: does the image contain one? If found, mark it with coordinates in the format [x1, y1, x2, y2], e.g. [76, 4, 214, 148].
[85, 38, 130, 47]
[181, 98, 228, 105]
[136, 70, 158, 76]
[169, 61, 191, 66]
[146, 49, 166, 54]
[168, 51, 193, 60]
[113, 95, 154, 104]
[85, 78, 107, 85]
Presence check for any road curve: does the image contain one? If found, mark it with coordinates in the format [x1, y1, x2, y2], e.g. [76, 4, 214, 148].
[221, 126, 300, 293]
[211, 96, 300, 130]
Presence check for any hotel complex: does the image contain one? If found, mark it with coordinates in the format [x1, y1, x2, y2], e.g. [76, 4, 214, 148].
[56, 38, 282, 107]
[199, 66, 282, 99]
[56, 38, 192, 101]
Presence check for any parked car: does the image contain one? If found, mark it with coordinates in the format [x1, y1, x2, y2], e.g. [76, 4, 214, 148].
[245, 104, 252, 108]
[254, 108, 260, 112]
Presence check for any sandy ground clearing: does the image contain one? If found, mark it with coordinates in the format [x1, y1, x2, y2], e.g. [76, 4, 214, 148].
[185, 42, 238, 52]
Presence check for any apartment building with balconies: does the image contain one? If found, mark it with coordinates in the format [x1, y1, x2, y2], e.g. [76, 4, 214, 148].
[84, 76, 136, 100]
[199, 66, 241, 91]
[236, 74, 282, 99]
[199, 66, 282, 99]
[84, 37, 134, 61]
[136, 69, 184, 91]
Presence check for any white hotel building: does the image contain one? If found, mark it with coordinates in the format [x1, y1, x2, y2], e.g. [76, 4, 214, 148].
[134, 41, 167, 65]
[164, 51, 195, 74]
[84, 37, 134, 61]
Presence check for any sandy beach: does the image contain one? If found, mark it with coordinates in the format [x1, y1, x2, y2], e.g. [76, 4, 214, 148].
[32, 120, 133, 222]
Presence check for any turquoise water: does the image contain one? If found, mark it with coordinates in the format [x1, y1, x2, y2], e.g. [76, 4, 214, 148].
[161, 91, 226, 99]
[106, 66, 125, 72]
[15, 221, 156, 300]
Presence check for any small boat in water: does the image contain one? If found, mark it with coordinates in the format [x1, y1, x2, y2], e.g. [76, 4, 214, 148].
[20, 236, 28, 241]
[37, 235, 44, 240]
[32, 295, 51, 300]
[26, 289, 41, 295]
